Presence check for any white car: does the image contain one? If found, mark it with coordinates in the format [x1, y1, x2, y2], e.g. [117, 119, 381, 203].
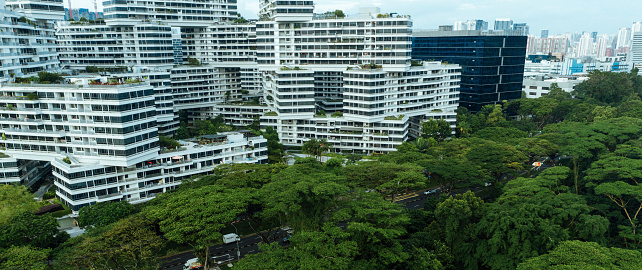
[424, 188, 441, 195]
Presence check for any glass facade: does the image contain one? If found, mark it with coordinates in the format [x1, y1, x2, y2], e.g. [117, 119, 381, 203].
[411, 35, 527, 112]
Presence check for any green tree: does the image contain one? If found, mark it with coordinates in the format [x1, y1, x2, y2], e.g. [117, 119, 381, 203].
[159, 135, 181, 149]
[302, 138, 329, 162]
[618, 94, 642, 118]
[186, 56, 200, 66]
[77, 201, 135, 229]
[259, 165, 348, 231]
[422, 119, 451, 142]
[510, 137, 559, 165]
[37, 72, 63, 83]
[434, 191, 484, 269]
[425, 158, 489, 194]
[465, 140, 527, 181]
[485, 104, 507, 127]
[175, 125, 191, 139]
[472, 127, 528, 142]
[0, 184, 38, 223]
[517, 240, 642, 270]
[264, 126, 285, 164]
[235, 224, 357, 270]
[475, 176, 607, 269]
[573, 70, 642, 105]
[145, 185, 251, 270]
[0, 246, 50, 270]
[97, 215, 164, 269]
[0, 211, 70, 249]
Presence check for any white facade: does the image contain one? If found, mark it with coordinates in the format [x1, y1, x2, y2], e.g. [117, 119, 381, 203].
[6, 0, 65, 22]
[102, 0, 237, 27]
[0, 79, 267, 210]
[522, 76, 587, 98]
[255, 6, 460, 153]
[632, 33, 642, 68]
[494, 19, 512, 31]
[0, 6, 60, 80]
[617, 28, 631, 50]
[259, 0, 314, 22]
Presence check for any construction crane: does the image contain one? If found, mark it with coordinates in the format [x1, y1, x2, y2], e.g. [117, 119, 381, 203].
[68, 0, 72, 20]
[93, 0, 98, 20]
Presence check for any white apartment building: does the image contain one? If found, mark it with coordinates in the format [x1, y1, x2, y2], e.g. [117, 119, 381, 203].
[0, 78, 267, 210]
[632, 33, 642, 68]
[254, 4, 461, 154]
[0, 2, 60, 80]
[55, 21, 180, 134]
[102, 0, 237, 27]
[522, 76, 587, 98]
[58, 1, 262, 134]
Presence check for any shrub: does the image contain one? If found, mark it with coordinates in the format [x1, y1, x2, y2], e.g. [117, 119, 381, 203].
[38, 71, 63, 83]
[85, 66, 99, 73]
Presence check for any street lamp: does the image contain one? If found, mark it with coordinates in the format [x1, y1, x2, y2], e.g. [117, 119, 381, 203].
[231, 222, 241, 261]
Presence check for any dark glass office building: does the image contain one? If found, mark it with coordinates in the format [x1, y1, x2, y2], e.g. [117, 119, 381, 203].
[412, 31, 527, 112]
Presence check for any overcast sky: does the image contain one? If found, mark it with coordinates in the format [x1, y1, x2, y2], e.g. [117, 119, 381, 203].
[75, 0, 641, 36]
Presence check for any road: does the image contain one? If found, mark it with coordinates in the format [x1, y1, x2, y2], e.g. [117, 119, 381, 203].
[159, 228, 289, 270]
[159, 191, 434, 269]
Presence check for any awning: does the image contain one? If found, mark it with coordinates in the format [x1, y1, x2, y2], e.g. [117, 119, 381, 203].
[172, 156, 183, 160]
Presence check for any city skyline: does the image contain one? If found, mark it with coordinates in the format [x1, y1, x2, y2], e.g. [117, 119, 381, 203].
[71, 0, 641, 35]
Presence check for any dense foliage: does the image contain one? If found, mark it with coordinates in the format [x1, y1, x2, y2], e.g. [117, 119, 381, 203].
[1, 70, 641, 269]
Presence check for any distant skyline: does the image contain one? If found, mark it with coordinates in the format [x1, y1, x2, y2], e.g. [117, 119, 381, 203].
[73, 0, 641, 35]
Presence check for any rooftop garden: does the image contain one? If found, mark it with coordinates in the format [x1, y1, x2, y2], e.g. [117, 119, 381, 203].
[85, 66, 128, 74]
[411, 60, 423, 67]
[280, 66, 307, 71]
[186, 57, 201, 66]
[359, 64, 383, 70]
[88, 78, 144, 86]
[384, 115, 405, 121]
[14, 72, 64, 85]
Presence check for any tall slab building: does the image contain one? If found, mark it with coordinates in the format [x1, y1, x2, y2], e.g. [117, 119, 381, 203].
[411, 30, 527, 112]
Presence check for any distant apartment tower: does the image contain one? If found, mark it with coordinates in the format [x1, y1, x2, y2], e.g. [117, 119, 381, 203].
[541, 29, 549, 39]
[439, 25, 453, 31]
[494, 19, 513, 31]
[617, 28, 632, 50]
[455, 19, 488, 31]
[633, 22, 642, 34]
[512, 23, 529, 36]
[632, 33, 642, 68]
[412, 30, 527, 112]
